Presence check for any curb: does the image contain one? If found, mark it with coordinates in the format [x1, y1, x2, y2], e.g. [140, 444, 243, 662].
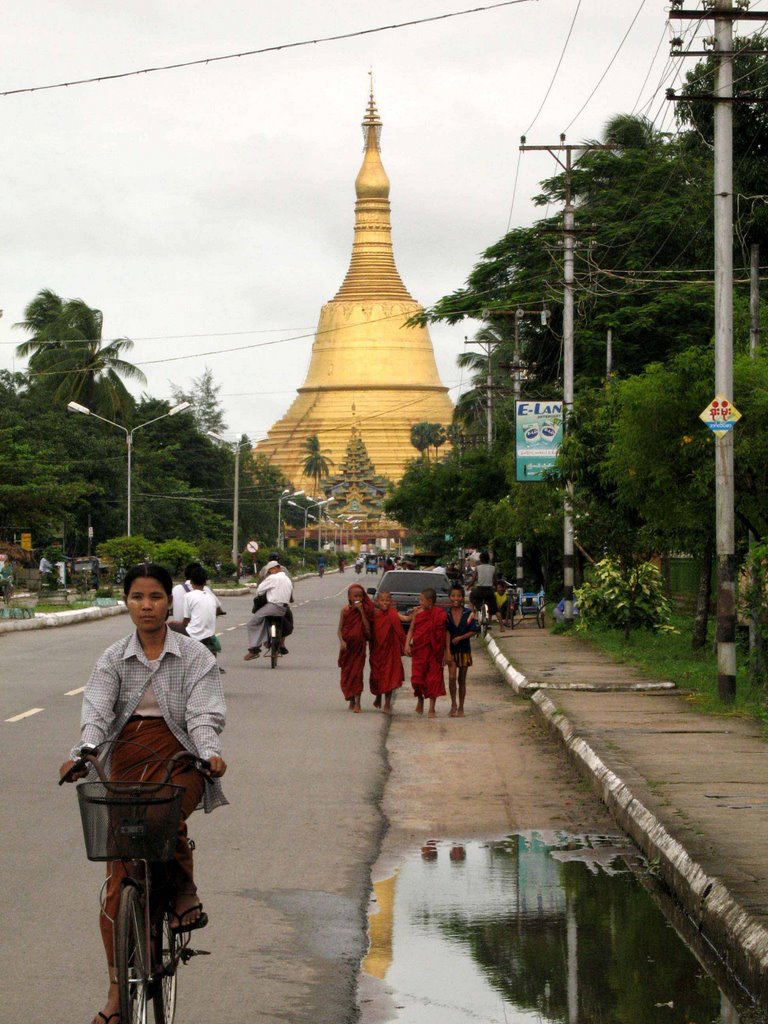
[0, 602, 128, 634]
[1, 572, 328, 635]
[484, 634, 675, 693]
[530, 689, 768, 1007]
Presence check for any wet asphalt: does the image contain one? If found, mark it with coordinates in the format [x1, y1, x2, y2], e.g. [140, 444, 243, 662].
[0, 572, 388, 1024]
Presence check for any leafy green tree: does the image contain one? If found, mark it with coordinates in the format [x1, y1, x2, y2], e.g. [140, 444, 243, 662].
[417, 115, 714, 391]
[96, 535, 156, 571]
[14, 289, 146, 419]
[153, 539, 200, 576]
[301, 434, 333, 494]
[170, 366, 227, 435]
[386, 448, 508, 555]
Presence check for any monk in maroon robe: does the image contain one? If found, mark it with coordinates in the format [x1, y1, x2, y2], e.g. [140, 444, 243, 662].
[405, 587, 447, 717]
[337, 584, 374, 712]
[370, 591, 406, 715]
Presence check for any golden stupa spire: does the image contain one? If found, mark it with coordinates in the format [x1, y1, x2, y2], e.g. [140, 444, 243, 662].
[332, 82, 413, 302]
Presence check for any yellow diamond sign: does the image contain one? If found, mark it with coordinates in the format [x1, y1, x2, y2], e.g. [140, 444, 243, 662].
[699, 395, 741, 439]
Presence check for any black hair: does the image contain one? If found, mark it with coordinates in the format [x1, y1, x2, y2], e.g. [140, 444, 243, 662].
[184, 561, 202, 578]
[479, 552, 490, 564]
[421, 588, 437, 605]
[123, 562, 173, 598]
[450, 584, 465, 597]
[188, 564, 208, 586]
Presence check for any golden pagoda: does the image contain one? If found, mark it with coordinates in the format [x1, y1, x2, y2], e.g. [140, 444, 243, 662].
[256, 83, 453, 488]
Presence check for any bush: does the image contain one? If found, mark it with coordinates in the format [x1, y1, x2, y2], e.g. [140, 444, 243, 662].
[96, 536, 156, 574]
[575, 557, 674, 636]
[153, 539, 200, 577]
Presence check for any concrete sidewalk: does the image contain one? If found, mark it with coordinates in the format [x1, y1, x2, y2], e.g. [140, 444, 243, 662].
[487, 624, 768, 1011]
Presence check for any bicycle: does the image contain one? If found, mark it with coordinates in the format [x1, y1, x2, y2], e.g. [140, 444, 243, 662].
[60, 743, 211, 1023]
[266, 614, 285, 669]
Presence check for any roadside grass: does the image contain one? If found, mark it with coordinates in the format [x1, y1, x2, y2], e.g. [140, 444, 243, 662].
[568, 611, 766, 726]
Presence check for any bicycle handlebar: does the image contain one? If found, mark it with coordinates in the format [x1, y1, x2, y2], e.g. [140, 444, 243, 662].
[59, 745, 211, 786]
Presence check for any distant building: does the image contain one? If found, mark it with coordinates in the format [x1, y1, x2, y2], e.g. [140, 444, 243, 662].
[256, 85, 453, 498]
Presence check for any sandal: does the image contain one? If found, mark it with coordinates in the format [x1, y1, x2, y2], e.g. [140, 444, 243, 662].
[93, 1014, 120, 1024]
[170, 903, 209, 933]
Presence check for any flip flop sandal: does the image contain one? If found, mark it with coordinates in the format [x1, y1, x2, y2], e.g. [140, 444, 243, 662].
[169, 903, 209, 934]
[93, 1014, 120, 1024]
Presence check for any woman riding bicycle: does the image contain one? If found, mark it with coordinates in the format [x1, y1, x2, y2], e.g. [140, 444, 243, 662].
[469, 552, 506, 634]
[59, 561, 228, 1024]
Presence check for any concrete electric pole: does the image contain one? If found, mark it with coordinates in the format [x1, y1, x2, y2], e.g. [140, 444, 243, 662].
[519, 136, 614, 622]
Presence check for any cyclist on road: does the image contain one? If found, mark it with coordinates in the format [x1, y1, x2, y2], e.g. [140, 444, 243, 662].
[469, 552, 506, 633]
[317, 554, 326, 577]
[59, 561, 227, 1024]
[244, 560, 293, 660]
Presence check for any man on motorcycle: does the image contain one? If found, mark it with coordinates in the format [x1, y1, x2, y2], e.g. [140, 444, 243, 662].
[244, 561, 293, 660]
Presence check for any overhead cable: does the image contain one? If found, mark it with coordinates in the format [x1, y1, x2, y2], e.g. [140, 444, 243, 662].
[0, 1, 536, 98]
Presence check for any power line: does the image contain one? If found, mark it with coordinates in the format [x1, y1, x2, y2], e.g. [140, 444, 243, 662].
[563, 0, 649, 134]
[524, 0, 582, 136]
[0, 1, 536, 99]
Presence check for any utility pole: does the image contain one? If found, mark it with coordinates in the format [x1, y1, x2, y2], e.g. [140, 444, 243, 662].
[668, 0, 768, 701]
[519, 136, 614, 621]
[606, 328, 613, 381]
[464, 333, 499, 451]
[750, 243, 760, 356]
[749, 242, 762, 682]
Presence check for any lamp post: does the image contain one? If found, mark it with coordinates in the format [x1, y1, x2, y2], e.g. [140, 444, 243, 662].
[277, 489, 304, 550]
[313, 497, 334, 552]
[208, 433, 255, 577]
[290, 497, 332, 553]
[67, 400, 191, 536]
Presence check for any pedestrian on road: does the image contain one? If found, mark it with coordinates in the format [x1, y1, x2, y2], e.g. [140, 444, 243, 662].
[171, 561, 224, 622]
[59, 561, 227, 1024]
[369, 590, 406, 715]
[182, 564, 221, 659]
[405, 588, 448, 718]
[337, 583, 373, 712]
[445, 585, 480, 718]
[244, 561, 293, 660]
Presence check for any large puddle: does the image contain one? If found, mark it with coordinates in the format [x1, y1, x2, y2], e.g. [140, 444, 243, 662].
[361, 832, 765, 1024]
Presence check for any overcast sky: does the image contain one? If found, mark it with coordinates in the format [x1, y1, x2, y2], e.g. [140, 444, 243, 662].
[0, 1, 723, 441]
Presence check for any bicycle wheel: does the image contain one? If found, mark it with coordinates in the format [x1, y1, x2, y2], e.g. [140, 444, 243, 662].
[116, 884, 150, 1024]
[152, 910, 178, 1024]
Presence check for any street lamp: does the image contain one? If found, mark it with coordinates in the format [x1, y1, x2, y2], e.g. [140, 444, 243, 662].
[67, 400, 191, 536]
[208, 433, 257, 577]
[277, 489, 304, 549]
[313, 497, 334, 551]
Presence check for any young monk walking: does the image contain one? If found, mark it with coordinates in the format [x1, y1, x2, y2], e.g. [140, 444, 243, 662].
[337, 584, 374, 712]
[405, 588, 448, 718]
[369, 591, 407, 715]
[445, 584, 480, 717]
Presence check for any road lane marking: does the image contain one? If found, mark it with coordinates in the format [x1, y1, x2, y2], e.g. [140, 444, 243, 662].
[225, 626, 238, 631]
[5, 707, 45, 723]
[65, 686, 85, 696]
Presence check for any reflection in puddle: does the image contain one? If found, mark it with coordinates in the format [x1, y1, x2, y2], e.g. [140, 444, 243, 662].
[362, 832, 760, 1024]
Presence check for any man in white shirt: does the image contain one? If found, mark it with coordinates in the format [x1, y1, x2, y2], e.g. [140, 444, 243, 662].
[171, 562, 224, 621]
[182, 565, 220, 655]
[244, 561, 293, 660]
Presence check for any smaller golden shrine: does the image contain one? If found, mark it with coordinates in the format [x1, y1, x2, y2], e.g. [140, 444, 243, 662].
[323, 420, 390, 521]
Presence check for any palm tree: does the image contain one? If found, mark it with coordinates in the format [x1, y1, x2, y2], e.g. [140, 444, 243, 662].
[302, 434, 333, 494]
[14, 288, 146, 419]
[409, 422, 433, 461]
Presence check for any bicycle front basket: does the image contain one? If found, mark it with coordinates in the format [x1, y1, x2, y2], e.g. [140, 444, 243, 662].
[76, 781, 184, 862]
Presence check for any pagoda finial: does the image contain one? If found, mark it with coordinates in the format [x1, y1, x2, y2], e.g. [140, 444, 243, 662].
[362, 71, 382, 151]
[332, 79, 412, 302]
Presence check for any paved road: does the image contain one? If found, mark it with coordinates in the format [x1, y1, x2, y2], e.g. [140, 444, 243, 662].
[0, 572, 387, 1024]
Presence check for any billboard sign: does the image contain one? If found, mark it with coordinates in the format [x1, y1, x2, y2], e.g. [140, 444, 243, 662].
[515, 401, 563, 482]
